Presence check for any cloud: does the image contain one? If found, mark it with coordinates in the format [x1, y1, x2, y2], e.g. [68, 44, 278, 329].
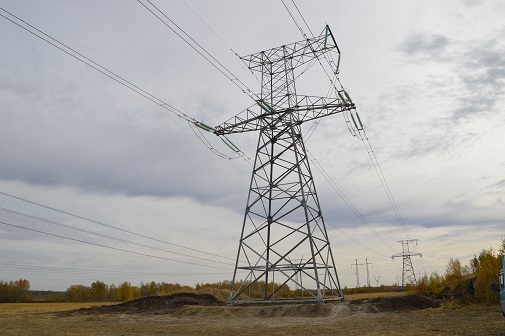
[450, 39, 505, 121]
[390, 31, 505, 160]
[400, 34, 449, 58]
[463, 0, 485, 6]
[492, 179, 505, 188]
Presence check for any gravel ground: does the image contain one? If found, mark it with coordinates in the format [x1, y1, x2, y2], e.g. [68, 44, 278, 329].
[1, 294, 503, 336]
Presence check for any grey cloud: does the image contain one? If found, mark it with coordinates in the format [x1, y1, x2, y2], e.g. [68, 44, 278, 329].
[462, 44, 505, 87]
[394, 117, 481, 160]
[0, 90, 250, 211]
[449, 40, 505, 121]
[492, 179, 505, 188]
[463, 0, 485, 6]
[400, 34, 449, 57]
[398, 33, 505, 128]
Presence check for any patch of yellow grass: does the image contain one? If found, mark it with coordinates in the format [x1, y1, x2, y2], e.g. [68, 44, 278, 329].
[345, 291, 407, 301]
[0, 302, 118, 315]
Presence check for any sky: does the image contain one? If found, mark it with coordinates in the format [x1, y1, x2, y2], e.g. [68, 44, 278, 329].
[0, 0, 504, 291]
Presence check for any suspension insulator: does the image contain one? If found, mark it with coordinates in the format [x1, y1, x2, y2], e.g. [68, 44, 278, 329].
[344, 90, 353, 104]
[221, 136, 240, 153]
[337, 91, 347, 104]
[324, 25, 329, 48]
[257, 100, 276, 113]
[195, 122, 215, 132]
[356, 112, 364, 129]
[350, 113, 359, 130]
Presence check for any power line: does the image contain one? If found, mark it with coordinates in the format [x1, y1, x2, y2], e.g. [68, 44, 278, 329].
[279, 0, 342, 90]
[0, 191, 235, 262]
[0, 206, 235, 266]
[0, 6, 244, 161]
[278, 1, 398, 256]
[308, 152, 397, 253]
[279, 1, 412, 241]
[278, 3, 403, 249]
[280, 0, 308, 39]
[324, 219, 390, 258]
[2, 2, 413, 282]
[360, 133, 412, 240]
[0, 7, 194, 123]
[136, 0, 260, 103]
[290, 0, 315, 37]
[0, 262, 231, 277]
[0, 155, 238, 239]
[177, 0, 258, 80]
[249, 2, 401, 263]
[187, 121, 252, 163]
[0, 220, 230, 271]
[178, 0, 235, 53]
[0, 138, 247, 232]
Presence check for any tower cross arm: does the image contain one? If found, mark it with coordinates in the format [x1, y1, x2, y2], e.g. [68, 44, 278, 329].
[241, 25, 340, 72]
[391, 252, 422, 259]
[214, 95, 355, 135]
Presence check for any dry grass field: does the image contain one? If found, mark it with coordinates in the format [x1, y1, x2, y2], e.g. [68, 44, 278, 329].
[0, 293, 503, 336]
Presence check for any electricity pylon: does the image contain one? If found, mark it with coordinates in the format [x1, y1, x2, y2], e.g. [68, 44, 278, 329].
[364, 258, 373, 287]
[214, 26, 356, 304]
[392, 239, 422, 288]
[351, 259, 373, 288]
[351, 259, 364, 288]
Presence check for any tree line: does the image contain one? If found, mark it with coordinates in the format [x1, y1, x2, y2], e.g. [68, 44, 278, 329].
[65, 281, 194, 302]
[1, 238, 503, 303]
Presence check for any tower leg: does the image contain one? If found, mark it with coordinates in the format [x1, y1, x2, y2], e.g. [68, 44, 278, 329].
[228, 124, 343, 303]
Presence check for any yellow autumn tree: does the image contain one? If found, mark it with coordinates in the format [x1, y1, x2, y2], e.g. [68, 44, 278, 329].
[470, 248, 501, 304]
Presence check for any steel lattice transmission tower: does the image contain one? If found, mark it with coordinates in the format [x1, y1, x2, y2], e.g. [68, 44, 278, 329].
[392, 239, 422, 288]
[214, 26, 356, 304]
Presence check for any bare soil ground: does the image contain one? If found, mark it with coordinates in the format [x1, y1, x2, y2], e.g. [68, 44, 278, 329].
[1, 293, 503, 336]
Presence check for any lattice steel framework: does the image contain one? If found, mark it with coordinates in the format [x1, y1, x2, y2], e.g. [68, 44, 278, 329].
[392, 239, 422, 288]
[215, 26, 355, 304]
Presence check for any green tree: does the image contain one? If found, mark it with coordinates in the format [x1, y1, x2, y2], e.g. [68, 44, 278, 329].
[416, 271, 449, 297]
[90, 281, 107, 301]
[148, 281, 158, 296]
[444, 258, 469, 298]
[66, 284, 90, 302]
[108, 283, 118, 301]
[116, 281, 139, 301]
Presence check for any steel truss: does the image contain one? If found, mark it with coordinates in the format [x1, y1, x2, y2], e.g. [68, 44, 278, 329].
[215, 26, 355, 304]
[392, 239, 422, 288]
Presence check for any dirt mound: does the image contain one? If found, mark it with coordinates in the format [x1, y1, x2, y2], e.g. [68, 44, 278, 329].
[119, 292, 222, 309]
[348, 295, 440, 313]
[60, 293, 439, 317]
[61, 293, 223, 315]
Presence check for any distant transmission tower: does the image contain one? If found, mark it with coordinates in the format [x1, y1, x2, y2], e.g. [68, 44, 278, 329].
[351, 259, 363, 288]
[351, 259, 373, 288]
[215, 26, 356, 303]
[392, 239, 422, 288]
[364, 258, 373, 287]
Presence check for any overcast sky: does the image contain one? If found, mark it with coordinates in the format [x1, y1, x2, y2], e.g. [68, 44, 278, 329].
[1, 0, 504, 291]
